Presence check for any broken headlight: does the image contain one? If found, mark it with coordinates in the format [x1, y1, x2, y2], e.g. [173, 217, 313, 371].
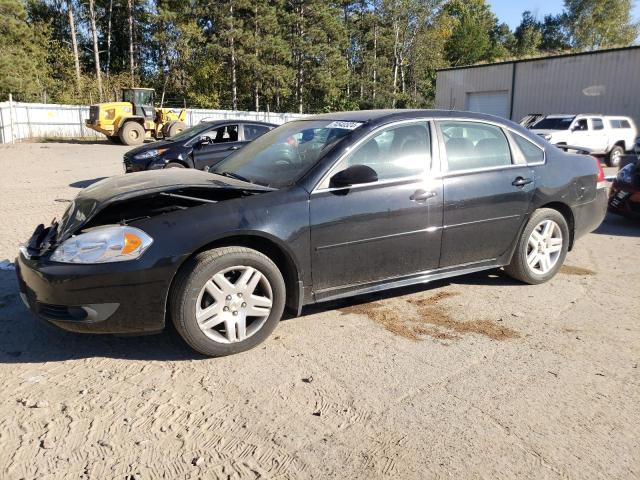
[134, 148, 168, 160]
[50, 226, 153, 264]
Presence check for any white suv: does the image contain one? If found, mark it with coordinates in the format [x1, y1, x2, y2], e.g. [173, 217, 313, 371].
[530, 114, 637, 167]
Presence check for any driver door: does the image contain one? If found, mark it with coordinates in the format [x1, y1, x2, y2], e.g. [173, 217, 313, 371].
[192, 124, 244, 170]
[309, 121, 443, 295]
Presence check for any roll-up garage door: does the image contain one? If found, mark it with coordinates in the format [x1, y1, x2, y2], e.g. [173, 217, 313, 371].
[466, 91, 509, 119]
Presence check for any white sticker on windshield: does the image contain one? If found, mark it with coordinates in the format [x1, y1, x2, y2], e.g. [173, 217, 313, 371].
[326, 121, 363, 130]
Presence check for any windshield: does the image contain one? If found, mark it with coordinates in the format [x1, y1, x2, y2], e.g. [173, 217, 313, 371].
[169, 123, 216, 143]
[210, 120, 362, 188]
[532, 116, 575, 130]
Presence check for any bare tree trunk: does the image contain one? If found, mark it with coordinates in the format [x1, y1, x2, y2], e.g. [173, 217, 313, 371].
[66, 0, 81, 93]
[106, 0, 113, 78]
[229, 3, 237, 110]
[296, 3, 305, 114]
[128, 0, 135, 86]
[253, 4, 259, 112]
[392, 20, 400, 108]
[88, 0, 103, 101]
[372, 23, 377, 102]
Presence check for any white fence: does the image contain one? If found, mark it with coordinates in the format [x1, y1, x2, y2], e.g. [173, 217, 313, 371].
[0, 101, 307, 144]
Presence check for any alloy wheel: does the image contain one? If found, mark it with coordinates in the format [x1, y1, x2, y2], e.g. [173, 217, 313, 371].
[195, 265, 273, 344]
[526, 219, 563, 275]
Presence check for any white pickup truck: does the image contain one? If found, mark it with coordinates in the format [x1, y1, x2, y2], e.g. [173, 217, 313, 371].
[529, 114, 637, 167]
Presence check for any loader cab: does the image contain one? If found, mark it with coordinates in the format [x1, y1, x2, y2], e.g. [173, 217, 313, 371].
[122, 88, 155, 119]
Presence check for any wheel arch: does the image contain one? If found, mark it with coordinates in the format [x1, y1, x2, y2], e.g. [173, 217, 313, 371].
[116, 116, 145, 131]
[166, 232, 304, 320]
[538, 201, 575, 250]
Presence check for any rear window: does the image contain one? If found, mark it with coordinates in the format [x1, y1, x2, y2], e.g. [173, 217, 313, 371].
[511, 134, 544, 164]
[441, 121, 512, 172]
[609, 119, 632, 129]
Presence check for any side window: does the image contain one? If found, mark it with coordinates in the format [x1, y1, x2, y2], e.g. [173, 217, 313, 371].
[244, 124, 270, 141]
[212, 125, 239, 143]
[320, 122, 431, 188]
[511, 133, 544, 164]
[592, 118, 604, 130]
[441, 121, 512, 172]
[574, 119, 588, 131]
[609, 119, 621, 129]
[621, 120, 631, 128]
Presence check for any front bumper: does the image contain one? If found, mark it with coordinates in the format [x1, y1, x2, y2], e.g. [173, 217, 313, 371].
[608, 182, 640, 219]
[15, 252, 172, 334]
[123, 155, 167, 173]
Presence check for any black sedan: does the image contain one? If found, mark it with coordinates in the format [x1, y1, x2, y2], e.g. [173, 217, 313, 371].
[123, 120, 276, 172]
[16, 110, 607, 357]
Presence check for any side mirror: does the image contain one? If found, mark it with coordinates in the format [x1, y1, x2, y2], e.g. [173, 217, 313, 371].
[330, 164, 378, 188]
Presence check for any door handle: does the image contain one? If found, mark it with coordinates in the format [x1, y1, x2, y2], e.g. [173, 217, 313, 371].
[512, 177, 533, 187]
[228, 145, 240, 151]
[411, 189, 437, 201]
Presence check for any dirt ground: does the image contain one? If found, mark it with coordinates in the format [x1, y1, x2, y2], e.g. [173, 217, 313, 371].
[0, 142, 638, 479]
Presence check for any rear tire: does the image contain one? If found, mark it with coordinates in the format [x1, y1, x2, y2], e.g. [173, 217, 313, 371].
[504, 208, 569, 285]
[607, 145, 624, 168]
[119, 121, 145, 146]
[170, 247, 286, 357]
[167, 121, 187, 138]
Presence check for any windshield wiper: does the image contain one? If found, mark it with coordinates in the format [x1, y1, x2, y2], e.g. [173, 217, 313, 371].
[218, 171, 253, 184]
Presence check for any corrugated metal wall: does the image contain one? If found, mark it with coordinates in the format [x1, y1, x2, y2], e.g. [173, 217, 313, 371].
[435, 63, 513, 112]
[435, 47, 640, 128]
[0, 102, 307, 144]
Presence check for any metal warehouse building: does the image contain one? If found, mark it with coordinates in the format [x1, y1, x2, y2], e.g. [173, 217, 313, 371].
[435, 46, 640, 128]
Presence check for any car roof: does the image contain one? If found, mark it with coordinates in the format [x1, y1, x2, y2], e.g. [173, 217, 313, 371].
[300, 109, 517, 124]
[200, 120, 277, 127]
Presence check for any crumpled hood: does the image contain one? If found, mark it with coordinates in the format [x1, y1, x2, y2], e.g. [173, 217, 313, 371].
[56, 169, 273, 241]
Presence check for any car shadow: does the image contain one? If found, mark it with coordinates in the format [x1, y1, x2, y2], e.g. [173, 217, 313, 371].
[69, 177, 107, 188]
[593, 213, 639, 237]
[292, 268, 520, 320]
[0, 271, 203, 364]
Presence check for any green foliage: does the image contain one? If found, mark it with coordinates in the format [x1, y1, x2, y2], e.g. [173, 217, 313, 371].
[2, 0, 639, 110]
[564, 0, 638, 49]
[0, 0, 51, 101]
[511, 11, 542, 58]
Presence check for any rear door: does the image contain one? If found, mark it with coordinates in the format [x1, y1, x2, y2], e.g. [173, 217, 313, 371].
[437, 120, 535, 268]
[242, 124, 272, 142]
[192, 124, 243, 170]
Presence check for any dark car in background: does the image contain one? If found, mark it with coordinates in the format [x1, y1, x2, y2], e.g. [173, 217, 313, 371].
[123, 120, 276, 172]
[17, 110, 607, 357]
[608, 136, 640, 219]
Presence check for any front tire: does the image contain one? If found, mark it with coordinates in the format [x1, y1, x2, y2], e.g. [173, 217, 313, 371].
[119, 121, 145, 146]
[165, 162, 185, 169]
[170, 247, 286, 357]
[608, 145, 624, 167]
[504, 208, 569, 285]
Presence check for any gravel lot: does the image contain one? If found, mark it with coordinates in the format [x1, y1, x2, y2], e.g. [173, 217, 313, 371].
[0, 142, 638, 479]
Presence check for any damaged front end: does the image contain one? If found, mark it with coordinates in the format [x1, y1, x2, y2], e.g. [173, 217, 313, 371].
[24, 170, 274, 259]
[16, 169, 276, 334]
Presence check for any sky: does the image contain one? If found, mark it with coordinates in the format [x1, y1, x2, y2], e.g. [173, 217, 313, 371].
[487, 0, 640, 29]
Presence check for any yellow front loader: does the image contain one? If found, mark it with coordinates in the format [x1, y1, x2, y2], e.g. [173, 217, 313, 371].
[85, 88, 187, 146]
